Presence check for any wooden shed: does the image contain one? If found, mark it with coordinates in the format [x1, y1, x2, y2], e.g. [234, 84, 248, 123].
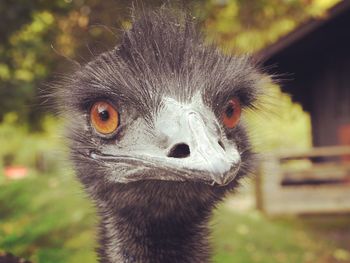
[255, 0, 350, 215]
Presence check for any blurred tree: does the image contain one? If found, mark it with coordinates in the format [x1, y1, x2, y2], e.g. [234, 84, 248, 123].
[201, 0, 340, 52]
[0, 0, 340, 129]
[0, 0, 69, 129]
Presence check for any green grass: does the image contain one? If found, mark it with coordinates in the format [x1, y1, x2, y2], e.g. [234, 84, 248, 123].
[212, 202, 350, 263]
[1, 170, 350, 263]
[0, 170, 97, 263]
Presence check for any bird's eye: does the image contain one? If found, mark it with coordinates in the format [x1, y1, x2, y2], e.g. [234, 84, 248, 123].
[222, 98, 241, 129]
[90, 101, 119, 135]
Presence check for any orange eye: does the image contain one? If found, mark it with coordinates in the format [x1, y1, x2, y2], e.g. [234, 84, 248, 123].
[222, 98, 241, 129]
[90, 101, 119, 135]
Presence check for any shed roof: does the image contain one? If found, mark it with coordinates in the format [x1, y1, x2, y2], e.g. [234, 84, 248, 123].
[256, 0, 350, 68]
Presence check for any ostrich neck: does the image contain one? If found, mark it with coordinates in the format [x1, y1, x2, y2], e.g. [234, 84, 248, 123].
[93, 181, 222, 263]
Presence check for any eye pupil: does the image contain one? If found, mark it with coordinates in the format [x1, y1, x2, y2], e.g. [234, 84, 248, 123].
[225, 105, 234, 118]
[99, 110, 110, 122]
[90, 101, 119, 135]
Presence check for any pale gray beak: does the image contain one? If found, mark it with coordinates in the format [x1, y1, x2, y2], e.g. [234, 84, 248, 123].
[157, 98, 241, 185]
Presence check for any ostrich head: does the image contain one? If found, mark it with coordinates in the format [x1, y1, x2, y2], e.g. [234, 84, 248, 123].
[56, 7, 265, 263]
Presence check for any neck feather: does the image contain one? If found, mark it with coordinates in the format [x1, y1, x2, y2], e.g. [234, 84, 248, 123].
[90, 180, 226, 263]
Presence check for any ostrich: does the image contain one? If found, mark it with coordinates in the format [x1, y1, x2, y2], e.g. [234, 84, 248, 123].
[56, 7, 264, 263]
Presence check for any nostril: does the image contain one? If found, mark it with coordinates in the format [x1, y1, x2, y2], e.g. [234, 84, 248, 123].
[167, 143, 191, 158]
[218, 140, 225, 150]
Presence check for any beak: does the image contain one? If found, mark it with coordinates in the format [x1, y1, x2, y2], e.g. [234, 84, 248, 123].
[163, 109, 241, 186]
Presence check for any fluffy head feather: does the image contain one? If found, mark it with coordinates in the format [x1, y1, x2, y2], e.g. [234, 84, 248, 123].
[58, 8, 263, 116]
[55, 7, 265, 183]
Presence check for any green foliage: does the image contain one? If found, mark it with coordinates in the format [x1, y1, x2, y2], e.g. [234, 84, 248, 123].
[202, 0, 341, 53]
[0, 113, 62, 171]
[246, 84, 312, 152]
[0, 1, 70, 127]
[0, 171, 96, 263]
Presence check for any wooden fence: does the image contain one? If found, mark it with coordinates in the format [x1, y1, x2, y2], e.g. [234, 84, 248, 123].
[256, 146, 350, 215]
